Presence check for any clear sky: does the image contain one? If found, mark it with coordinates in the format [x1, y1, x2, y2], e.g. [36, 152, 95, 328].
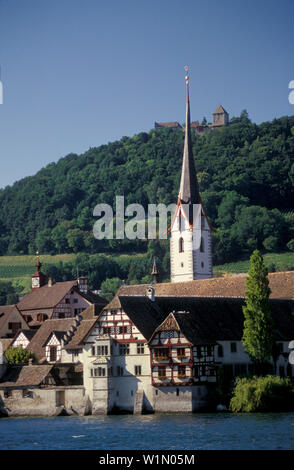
[0, 0, 293, 189]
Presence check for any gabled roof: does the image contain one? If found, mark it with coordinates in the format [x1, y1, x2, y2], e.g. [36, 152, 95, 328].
[43, 330, 67, 347]
[109, 296, 167, 341]
[104, 294, 122, 310]
[0, 364, 54, 388]
[117, 271, 294, 300]
[213, 105, 228, 114]
[17, 280, 108, 313]
[17, 281, 77, 311]
[149, 297, 294, 344]
[15, 329, 37, 341]
[25, 318, 76, 361]
[64, 318, 97, 350]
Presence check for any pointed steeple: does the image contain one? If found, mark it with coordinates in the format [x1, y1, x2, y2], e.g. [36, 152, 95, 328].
[178, 72, 201, 224]
[151, 258, 158, 284]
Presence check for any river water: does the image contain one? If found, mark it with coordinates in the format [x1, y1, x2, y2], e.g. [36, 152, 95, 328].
[0, 412, 293, 450]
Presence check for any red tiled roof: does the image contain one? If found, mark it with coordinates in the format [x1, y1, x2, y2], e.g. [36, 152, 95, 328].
[117, 272, 294, 300]
[17, 281, 77, 311]
[0, 364, 54, 388]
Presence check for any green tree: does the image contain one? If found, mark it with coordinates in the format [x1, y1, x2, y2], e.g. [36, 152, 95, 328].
[66, 228, 85, 253]
[5, 346, 36, 365]
[100, 277, 122, 301]
[242, 250, 274, 374]
[0, 280, 19, 305]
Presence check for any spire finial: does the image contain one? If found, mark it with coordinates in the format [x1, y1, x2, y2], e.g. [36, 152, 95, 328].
[35, 249, 42, 271]
[185, 65, 189, 102]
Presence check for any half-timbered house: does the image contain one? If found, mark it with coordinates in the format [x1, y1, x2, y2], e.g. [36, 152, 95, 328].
[16, 259, 107, 328]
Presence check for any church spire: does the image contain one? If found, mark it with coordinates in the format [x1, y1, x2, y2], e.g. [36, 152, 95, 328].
[178, 71, 201, 224]
[151, 258, 158, 284]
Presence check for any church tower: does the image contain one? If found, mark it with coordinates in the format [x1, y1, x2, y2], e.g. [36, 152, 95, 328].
[31, 252, 47, 289]
[170, 72, 213, 283]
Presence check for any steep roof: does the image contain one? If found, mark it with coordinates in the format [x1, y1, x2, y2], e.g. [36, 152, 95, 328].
[25, 318, 76, 361]
[0, 364, 53, 388]
[17, 281, 77, 311]
[178, 79, 201, 219]
[114, 296, 167, 341]
[150, 297, 294, 344]
[16, 329, 37, 341]
[64, 318, 97, 350]
[213, 105, 228, 114]
[117, 272, 294, 300]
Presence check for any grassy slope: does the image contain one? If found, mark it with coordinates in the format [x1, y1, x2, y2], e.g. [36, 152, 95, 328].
[214, 252, 294, 274]
[1, 251, 294, 295]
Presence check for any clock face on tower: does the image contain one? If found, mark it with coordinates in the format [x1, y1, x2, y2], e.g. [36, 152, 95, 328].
[32, 277, 40, 288]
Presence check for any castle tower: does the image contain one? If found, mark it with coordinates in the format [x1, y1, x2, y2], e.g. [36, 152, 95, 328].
[169, 72, 213, 283]
[212, 105, 229, 127]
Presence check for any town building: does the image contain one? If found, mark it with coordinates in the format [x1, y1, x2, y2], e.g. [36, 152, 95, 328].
[15, 258, 107, 328]
[0, 76, 293, 417]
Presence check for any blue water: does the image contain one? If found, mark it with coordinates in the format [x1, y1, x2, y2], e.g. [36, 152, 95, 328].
[0, 413, 293, 450]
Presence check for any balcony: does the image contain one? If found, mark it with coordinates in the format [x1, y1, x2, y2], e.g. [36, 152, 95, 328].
[154, 355, 170, 361]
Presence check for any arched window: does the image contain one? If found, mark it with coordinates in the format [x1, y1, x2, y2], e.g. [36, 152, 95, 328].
[200, 237, 204, 253]
[179, 237, 184, 253]
[178, 209, 183, 231]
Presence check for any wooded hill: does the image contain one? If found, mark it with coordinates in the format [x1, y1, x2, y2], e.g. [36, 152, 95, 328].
[0, 112, 294, 277]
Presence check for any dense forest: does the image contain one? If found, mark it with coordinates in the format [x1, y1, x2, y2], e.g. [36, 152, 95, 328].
[0, 111, 294, 290]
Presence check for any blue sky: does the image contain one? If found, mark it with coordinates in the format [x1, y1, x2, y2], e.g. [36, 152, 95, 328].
[0, 0, 293, 189]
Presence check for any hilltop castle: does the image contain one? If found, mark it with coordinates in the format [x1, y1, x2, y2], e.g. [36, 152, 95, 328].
[155, 104, 229, 135]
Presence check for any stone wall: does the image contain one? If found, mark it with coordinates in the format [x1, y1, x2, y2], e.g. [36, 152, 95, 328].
[153, 385, 217, 413]
[0, 386, 88, 417]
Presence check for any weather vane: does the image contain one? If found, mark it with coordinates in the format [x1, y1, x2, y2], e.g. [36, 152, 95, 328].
[184, 65, 189, 84]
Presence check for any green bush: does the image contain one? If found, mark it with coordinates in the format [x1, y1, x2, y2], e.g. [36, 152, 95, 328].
[5, 346, 36, 365]
[230, 375, 294, 412]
